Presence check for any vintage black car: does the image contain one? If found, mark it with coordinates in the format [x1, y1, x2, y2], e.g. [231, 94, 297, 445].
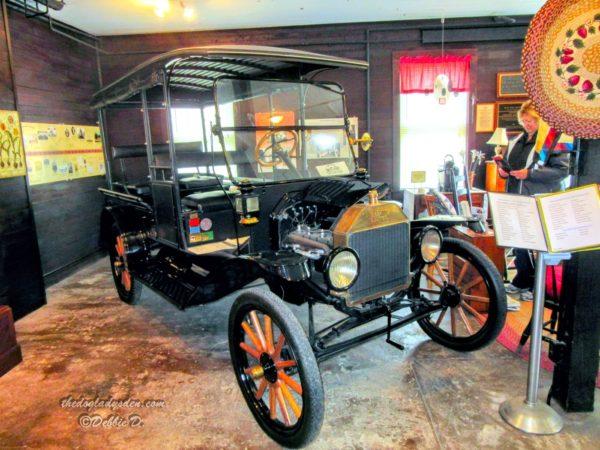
[92, 45, 507, 448]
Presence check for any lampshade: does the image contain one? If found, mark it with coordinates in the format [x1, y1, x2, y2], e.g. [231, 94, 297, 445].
[487, 127, 508, 146]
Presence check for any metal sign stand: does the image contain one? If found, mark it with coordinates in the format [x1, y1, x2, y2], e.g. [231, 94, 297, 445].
[499, 251, 571, 434]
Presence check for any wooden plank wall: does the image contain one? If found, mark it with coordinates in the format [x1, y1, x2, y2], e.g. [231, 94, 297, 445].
[0, 3, 45, 320]
[99, 17, 528, 190]
[7, 9, 103, 284]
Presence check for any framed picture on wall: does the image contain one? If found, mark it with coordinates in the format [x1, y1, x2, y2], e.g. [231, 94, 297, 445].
[497, 72, 528, 98]
[496, 101, 525, 133]
[475, 103, 496, 133]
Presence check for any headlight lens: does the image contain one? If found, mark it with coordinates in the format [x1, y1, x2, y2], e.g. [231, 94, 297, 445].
[326, 249, 359, 291]
[420, 227, 442, 263]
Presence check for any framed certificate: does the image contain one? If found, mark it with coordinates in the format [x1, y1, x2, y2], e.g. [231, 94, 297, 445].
[475, 103, 496, 133]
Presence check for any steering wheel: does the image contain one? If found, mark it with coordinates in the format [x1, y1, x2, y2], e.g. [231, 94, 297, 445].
[254, 130, 298, 168]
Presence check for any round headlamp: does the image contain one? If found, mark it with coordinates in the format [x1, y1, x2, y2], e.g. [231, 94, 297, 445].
[324, 248, 360, 291]
[420, 226, 443, 263]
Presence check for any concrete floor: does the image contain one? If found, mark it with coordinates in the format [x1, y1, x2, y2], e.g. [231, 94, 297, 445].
[0, 258, 598, 450]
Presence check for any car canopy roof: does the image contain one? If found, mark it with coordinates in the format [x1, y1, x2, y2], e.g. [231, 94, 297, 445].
[91, 45, 369, 109]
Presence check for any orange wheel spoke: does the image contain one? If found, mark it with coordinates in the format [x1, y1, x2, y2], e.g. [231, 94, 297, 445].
[461, 294, 490, 303]
[455, 260, 470, 286]
[264, 315, 274, 355]
[461, 276, 484, 292]
[121, 271, 131, 291]
[461, 300, 486, 321]
[255, 378, 268, 400]
[448, 255, 455, 283]
[457, 306, 474, 335]
[275, 384, 291, 425]
[275, 360, 296, 370]
[434, 261, 448, 284]
[423, 269, 444, 288]
[269, 385, 277, 420]
[249, 311, 268, 352]
[435, 307, 448, 326]
[274, 333, 285, 359]
[450, 308, 457, 336]
[241, 322, 264, 353]
[279, 380, 301, 419]
[279, 371, 302, 395]
[240, 342, 261, 360]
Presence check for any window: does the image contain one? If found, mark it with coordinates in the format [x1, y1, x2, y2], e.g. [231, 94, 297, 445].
[399, 92, 468, 189]
[170, 105, 237, 177]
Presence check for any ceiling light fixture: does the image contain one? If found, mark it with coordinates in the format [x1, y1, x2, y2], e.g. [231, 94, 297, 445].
[151, 0, 195, 20]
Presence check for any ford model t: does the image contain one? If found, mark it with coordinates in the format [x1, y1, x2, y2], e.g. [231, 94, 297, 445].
[92, 45, 507, 447]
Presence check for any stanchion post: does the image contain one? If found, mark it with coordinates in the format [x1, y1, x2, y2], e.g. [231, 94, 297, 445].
[499, 252, 570, 435]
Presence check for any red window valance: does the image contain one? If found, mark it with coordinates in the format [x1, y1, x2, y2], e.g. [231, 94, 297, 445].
[398, 55, 472, 94]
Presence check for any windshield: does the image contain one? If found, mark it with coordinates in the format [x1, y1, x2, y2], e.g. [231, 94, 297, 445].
[214, 78, 357, 184]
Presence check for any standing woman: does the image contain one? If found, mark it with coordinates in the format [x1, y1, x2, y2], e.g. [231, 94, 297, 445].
[496, 100, 570, 300]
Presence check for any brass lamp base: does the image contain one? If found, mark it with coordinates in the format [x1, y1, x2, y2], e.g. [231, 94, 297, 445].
[499, 398, 563, 435]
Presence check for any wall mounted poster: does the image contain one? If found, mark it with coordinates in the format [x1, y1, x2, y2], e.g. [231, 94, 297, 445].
[496, 101, 525, 133]
[21, 123, 105, 185]
[0, 110, 26, 180]
[475, 103, 496, 133]
[497, 72, 528, 98]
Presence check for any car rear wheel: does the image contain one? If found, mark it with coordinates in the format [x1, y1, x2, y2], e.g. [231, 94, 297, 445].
[108, 229, 142, 304]
[412, 237, 507, 351]
[228, 289, 324, 448]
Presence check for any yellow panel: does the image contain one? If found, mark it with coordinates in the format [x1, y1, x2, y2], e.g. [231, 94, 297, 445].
[0, 111, 26, 180]
[21, 122, 105, 185]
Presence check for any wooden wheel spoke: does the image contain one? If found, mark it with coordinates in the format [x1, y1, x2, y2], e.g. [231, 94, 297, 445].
[239, 342, 262, 360]
[279, 380, 301, 419]
[450, 308, 457, 336]
[279, 370, 302, 395]
[455, 259, 470, 286]
[274, 333, 285, 359]
[275, 383, 291, 425]
[434, 261, 448, 283]
[264, 315, 275, 355]
[461, 276, 484, 292]
[448, 254, 455, 283]
[269, 385, 277, 420]
[461, 300, 486, 321]
[423, 269, 444, 288]
[121, 270, 131, 291]
[255, 378, 268, 400]
[275, 360, 296, 370]
[435, 307, 448, 326]
[249, 311, 268, 352]
[457, 306, 475, 335]
[461, 293, 490, 303]
[241, 322, 264, 353]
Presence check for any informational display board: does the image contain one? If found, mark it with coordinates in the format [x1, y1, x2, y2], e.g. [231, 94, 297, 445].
[21, 122, 105, 185]
[496, 72, 528, 98]
[488, 185, 600, 253]
[496, 101, 525, 133]
[0, 110, 26, 180]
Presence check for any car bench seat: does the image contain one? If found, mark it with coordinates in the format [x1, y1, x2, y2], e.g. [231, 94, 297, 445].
[182, 189, 237, 213]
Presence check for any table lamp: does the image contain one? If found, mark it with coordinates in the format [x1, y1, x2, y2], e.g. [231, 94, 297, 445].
[487, 127, 508, 155]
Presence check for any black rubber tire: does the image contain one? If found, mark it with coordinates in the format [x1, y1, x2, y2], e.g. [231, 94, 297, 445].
[414, 237, 507, 351]
[228, 289, 324, 448]
[108, 227, 142, 305]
